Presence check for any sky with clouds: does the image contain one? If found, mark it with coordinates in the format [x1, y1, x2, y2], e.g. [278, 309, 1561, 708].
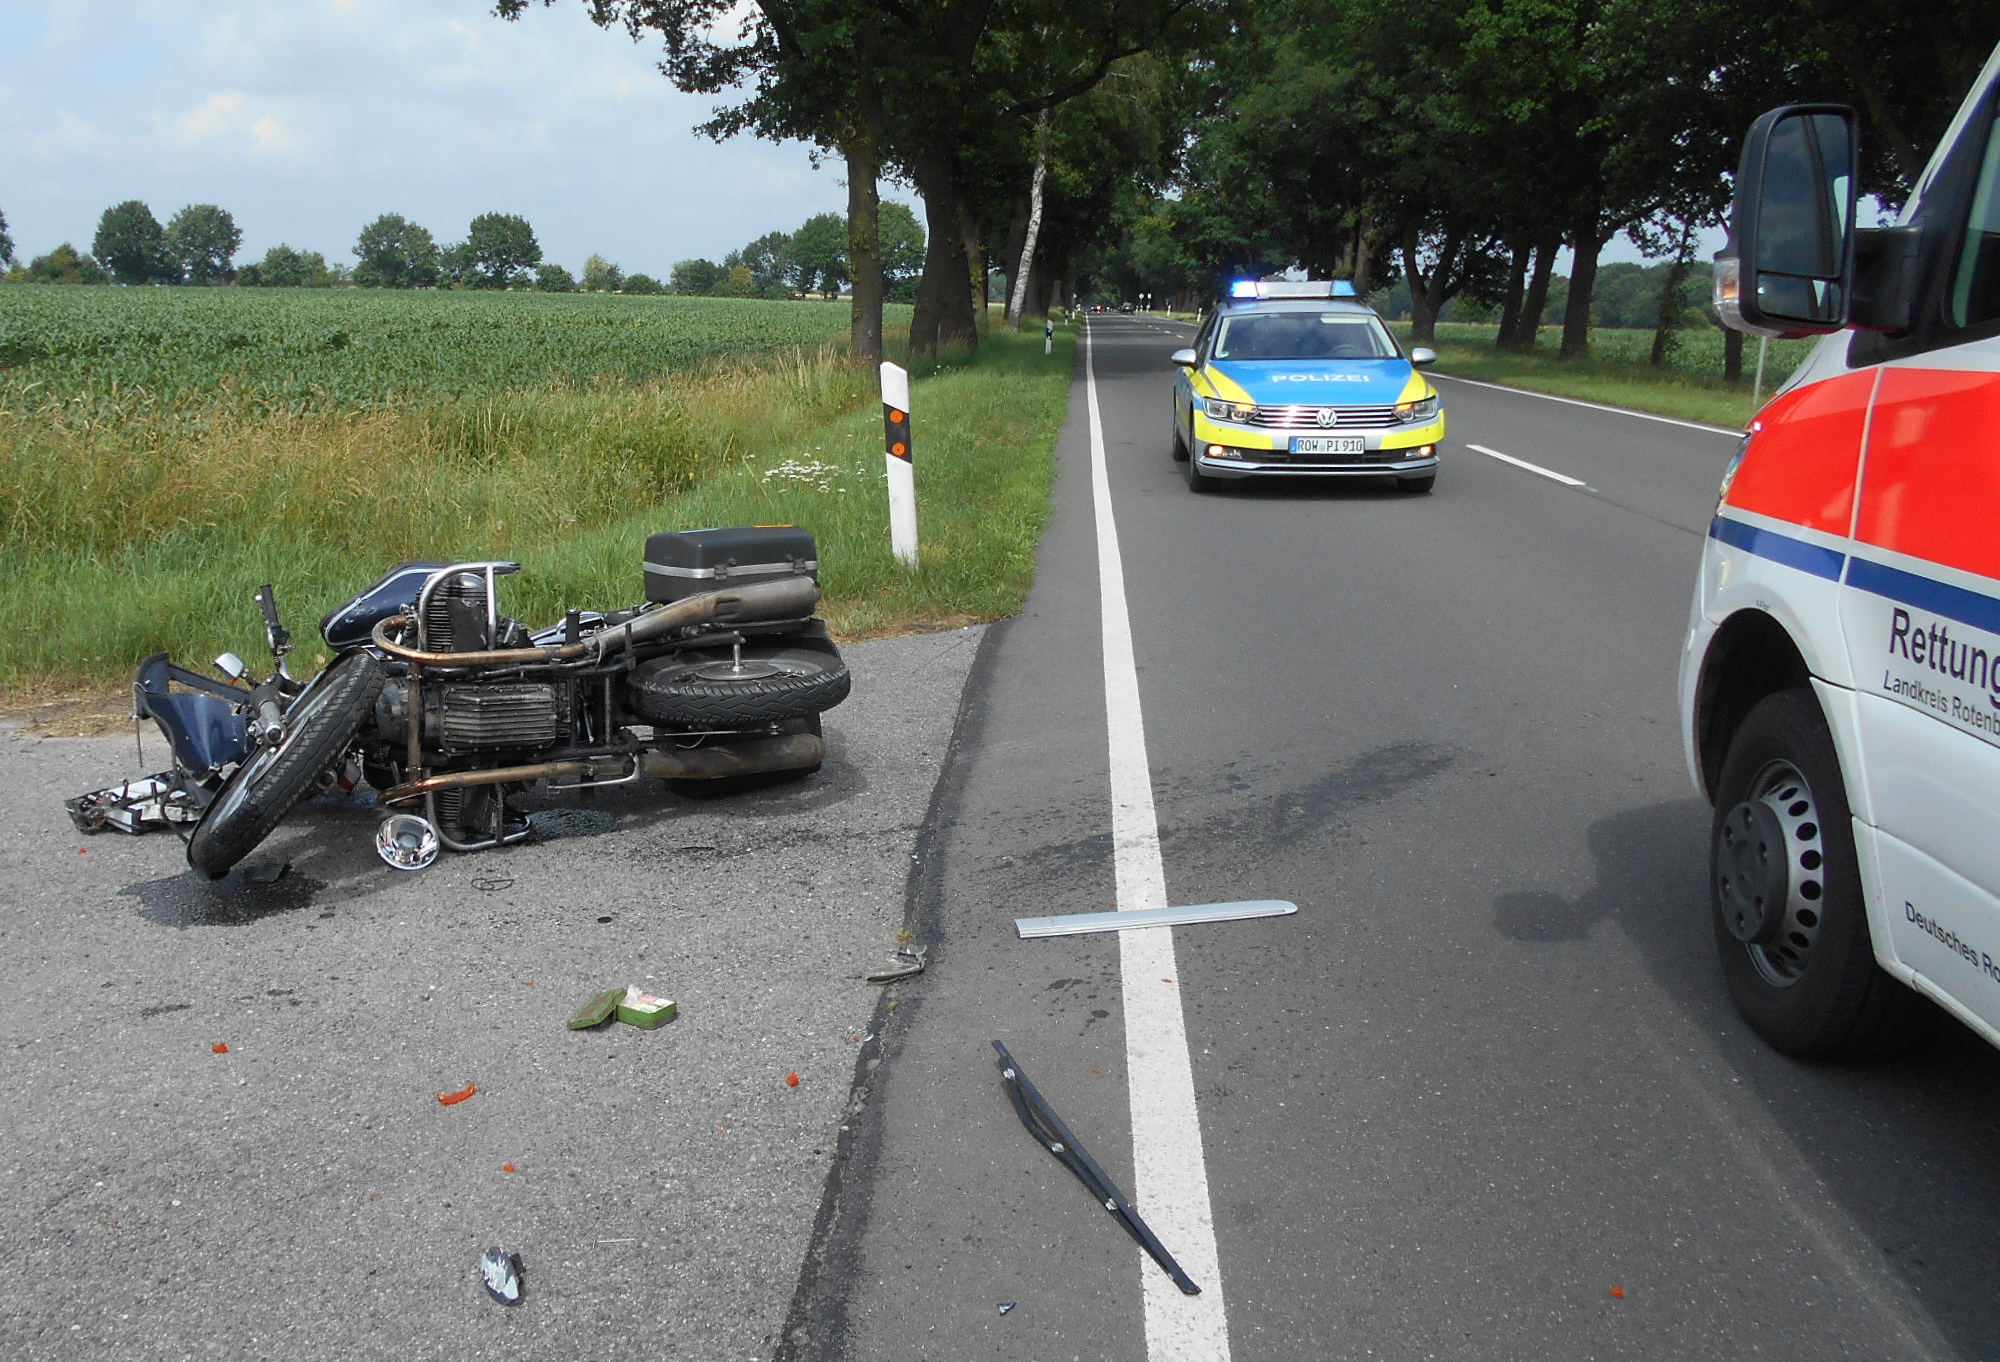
[0, 0, 887, 276]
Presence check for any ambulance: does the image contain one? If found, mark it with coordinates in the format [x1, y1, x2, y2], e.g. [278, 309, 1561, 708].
[1685, 42, 2000, 1058]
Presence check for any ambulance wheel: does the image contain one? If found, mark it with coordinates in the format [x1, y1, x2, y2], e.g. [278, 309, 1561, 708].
[1709, 689, 1930, 1059]
[1171, 413, 1189, 462]
[1396, 474, 1436, 494]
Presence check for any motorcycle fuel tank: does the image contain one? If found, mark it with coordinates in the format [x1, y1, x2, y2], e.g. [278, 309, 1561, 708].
[319, 562, 453, 649]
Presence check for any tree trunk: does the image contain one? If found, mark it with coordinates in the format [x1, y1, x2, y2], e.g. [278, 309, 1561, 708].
[1495, 239, 1531, 348]
[1560, 215, 1608, 360]
[1510, 234, 1560, 352]
[908, 146, 979, 360]
[1352, 217, 1377, 296]
[1401, 224, 1465, 345]
[845, 138, 884, 371]
[1648, 223, 1696, 368]
[965, 219, 987, 323]
[1007, 113, 1051, 329]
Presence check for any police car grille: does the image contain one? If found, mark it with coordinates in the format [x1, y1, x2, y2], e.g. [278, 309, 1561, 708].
[1247, 404, 1400, 429]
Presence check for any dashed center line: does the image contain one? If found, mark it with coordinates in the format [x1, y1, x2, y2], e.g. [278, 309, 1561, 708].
[1465, 442, 1587, 487]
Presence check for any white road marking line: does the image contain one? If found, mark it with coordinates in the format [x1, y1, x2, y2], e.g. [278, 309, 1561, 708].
[1084, 325, 1233, 1359]
[1465, 442, 1588, 487]
[1435, 372, 1742, 436]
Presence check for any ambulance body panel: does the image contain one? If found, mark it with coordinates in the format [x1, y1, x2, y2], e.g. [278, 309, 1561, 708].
[1683, 45, 2000, 1056]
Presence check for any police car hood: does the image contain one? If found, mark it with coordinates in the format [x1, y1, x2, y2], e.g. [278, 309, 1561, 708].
[1204, 358, 1414, 406]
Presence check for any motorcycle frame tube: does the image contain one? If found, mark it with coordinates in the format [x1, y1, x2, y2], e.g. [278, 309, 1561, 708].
[376, 732, 825, 805]
[424, 790, 534, 853]
[367, 576, 820, 668]
[414, 562, 519, 651]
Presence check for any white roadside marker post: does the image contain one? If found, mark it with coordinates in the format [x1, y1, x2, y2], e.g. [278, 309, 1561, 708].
[1045, 318, 1054, 356]
[881, 361, 918, 567]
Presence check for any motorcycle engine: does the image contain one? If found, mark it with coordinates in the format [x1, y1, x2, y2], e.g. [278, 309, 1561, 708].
[372, 574, 573, 756]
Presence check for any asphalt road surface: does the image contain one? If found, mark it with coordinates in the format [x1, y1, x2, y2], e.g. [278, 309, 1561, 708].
[782, 315, 2000, 1362]
[12, 317, 2000, 1362]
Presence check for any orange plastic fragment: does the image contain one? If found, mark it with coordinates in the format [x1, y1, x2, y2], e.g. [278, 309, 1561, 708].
[438, 1082, 477, 1106]
[78, 848, 88, 855]
[501, 1163, 517, 1174]
[211, 1043, 229, 1054]
[1609, 1287, 1625, 1299]
[786, 1071, 801, 1087]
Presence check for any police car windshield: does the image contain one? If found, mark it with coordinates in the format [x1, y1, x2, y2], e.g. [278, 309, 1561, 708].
[1213, 313, 1398, 362]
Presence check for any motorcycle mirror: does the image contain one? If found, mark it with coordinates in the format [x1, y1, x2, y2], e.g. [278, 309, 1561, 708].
[376, 813, 441, 871]
[215, 652, 251, 682]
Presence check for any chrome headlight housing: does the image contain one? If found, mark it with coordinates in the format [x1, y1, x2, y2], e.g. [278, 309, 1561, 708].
[1202, 397, 1256, 423]
[1395, 393, 1441, 424]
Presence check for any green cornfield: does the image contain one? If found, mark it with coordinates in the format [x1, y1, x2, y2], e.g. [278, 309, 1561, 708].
[0, 286, 874, 424]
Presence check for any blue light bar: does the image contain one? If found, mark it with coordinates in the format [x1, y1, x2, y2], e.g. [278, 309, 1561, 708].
[1227, 279, 1359, 302]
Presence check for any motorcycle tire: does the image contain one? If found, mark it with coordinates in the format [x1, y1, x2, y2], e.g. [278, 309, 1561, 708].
[186, 651, 386, 880]
[629, 643, 850, 727]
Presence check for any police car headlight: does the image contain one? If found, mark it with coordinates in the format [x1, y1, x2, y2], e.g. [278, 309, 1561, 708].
[1202, 398, 1256, 423]
[1395, 394, 1440, 423]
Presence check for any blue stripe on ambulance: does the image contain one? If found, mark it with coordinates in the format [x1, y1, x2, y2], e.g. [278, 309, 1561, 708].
[1712, 514, 2000, 633]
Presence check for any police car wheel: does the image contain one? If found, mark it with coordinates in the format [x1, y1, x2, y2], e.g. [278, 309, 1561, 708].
[1171, 416, 1189, 462]
[1709, 689, 1930, 1059]
[1186, 440, 1218, 492]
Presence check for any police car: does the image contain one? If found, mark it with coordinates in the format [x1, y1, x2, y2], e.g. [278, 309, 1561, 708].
[1686, 41, 2000, 1060]
[1170, 280, 1444, 493]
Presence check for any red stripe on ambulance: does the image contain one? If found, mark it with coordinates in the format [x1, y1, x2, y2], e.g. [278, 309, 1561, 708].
[1723, 369, 1873, 534]
[1857, 365, 2000, 581]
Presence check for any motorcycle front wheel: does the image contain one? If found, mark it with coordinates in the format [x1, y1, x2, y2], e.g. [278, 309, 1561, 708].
[186, 650, 386, 880]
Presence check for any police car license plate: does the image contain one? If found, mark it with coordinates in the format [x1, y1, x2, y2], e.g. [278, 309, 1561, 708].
[1291, 436, 1365, 455]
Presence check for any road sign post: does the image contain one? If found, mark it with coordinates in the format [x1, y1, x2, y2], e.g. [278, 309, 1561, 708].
[880, 362, 918, 567]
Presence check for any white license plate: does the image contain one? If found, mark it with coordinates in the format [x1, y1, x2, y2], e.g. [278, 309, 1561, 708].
[1290, 436, 1365, 455]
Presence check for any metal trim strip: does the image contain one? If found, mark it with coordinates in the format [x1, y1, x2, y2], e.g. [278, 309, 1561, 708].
[1014, 899, 1298, 939]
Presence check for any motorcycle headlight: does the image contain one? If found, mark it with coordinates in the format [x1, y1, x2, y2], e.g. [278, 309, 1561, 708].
[1394, 393, 1440, 423]
[1202, 397, 1256, 423]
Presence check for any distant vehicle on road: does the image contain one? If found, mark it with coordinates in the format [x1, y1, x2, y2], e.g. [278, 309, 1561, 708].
[1167, 280, 1444, 493]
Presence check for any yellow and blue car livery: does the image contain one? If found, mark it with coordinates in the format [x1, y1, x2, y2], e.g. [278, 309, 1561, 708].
[1170, 280, 1444, 492]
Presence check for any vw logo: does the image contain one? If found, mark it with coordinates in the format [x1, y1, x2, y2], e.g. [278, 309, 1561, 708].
[1315, 408, 1338, 428]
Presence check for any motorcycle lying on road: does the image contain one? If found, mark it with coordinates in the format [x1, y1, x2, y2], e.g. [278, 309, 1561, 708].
[67, 527, 849, 878]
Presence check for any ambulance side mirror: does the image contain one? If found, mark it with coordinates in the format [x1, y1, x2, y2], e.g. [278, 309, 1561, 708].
[1714, 104, 1858, 339]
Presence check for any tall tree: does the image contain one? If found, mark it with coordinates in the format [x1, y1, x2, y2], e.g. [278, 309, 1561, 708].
[581, 253, 623, 292]
[464, 212, 541, 288]
[670, 258, 722, 294]
[164, 204, 242, 285]
[93, 200, 170, 284]
[790, 211, 848, 296]
[0, 209, 13, 268]
[878, 200, 925, 301]
[499, 0, 1215, 360]
[353, 214, 440, 288]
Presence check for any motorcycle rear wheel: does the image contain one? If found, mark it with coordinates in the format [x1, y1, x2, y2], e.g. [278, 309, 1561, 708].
[630, 643, 850, 726]
[187, 651, 386, 879]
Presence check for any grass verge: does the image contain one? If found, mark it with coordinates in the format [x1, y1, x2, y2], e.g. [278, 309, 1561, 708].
[0, 327, 1074, 712]
[1400, 322, 1819, 428]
